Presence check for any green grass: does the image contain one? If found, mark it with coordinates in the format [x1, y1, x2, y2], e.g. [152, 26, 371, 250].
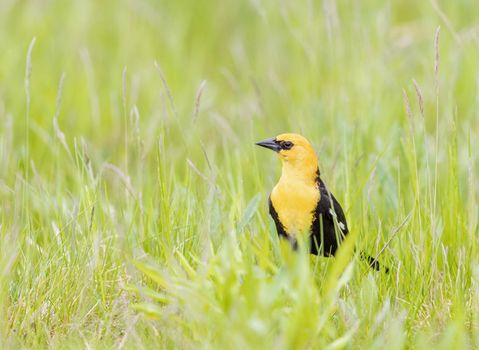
[1, 0, 479, 348]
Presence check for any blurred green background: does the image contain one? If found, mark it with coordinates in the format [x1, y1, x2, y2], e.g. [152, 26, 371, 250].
[1, 0, 479, 348]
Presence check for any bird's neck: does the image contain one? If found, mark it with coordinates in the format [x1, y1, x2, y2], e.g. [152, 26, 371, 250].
[279, 161, 319, 187]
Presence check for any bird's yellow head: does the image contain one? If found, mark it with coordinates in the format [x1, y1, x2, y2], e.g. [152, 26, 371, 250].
[255, 133, 319, 181]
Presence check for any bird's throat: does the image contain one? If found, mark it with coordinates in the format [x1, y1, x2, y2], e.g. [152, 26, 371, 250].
[280, 160, 318, 187]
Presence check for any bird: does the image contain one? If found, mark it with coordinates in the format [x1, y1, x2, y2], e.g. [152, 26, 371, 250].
[255, 133, 386, 272]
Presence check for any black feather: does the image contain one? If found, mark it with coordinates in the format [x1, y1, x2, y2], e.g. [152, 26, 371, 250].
[269, 168, 388, 272]
[309, 176, 348, 256]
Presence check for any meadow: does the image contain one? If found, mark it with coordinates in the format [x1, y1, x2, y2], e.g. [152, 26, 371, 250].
[1, 0, 479, 348]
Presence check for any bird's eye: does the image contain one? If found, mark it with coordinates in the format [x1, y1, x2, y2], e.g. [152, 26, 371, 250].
[281, 141, 293, 150]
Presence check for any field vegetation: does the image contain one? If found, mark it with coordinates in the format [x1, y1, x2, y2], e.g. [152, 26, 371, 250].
[1, 0, 479, 348]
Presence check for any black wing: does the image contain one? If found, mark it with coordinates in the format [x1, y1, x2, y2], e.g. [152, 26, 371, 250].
[268, 196, 287, 239]
[310, 177, 349, 256]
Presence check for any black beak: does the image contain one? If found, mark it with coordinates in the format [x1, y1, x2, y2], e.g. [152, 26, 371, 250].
[255, 137, 281, 152]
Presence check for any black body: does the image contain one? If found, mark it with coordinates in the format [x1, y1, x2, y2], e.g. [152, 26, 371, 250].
[269, 170, 385, 271]
[269, 170, 348, 256]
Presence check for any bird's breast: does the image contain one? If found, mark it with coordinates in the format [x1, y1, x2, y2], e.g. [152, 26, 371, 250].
[270, 180, 320, 238]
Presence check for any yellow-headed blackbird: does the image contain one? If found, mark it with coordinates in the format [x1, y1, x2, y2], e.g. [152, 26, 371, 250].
[256, 133, 386, 271]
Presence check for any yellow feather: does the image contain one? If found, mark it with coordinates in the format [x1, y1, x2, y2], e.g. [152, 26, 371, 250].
[270, 133, 320, 238]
